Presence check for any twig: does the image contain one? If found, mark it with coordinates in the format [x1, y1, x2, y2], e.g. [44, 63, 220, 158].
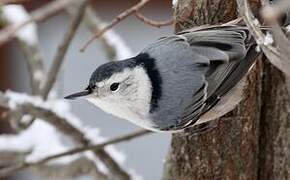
[0, 5, 45, 95]
[80, 0, 151, 52]
[0, 129, 151, 176]
[66, 5, 134, 60]
[134, 12, 174, 28]
[80, 6, 121, 60]
[32, 130, 151, 165]
[222, 17, 243, 25]
[18, 42, 45, 95]
[0, 0, 76, 47]
[0, 155, 108, 179]
[40, 0, 87, 99]
[0, 0, 32, 5]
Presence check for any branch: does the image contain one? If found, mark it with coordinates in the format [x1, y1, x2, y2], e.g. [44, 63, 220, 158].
[236, 0, 290, 76]
[1, 1, 134, 179]
[17, 42, 44, 95]
[1, 5, 44, 95]
[0, 5, 45, 130]
[66, 5, 133, 61]
[261, 0, 290, 24]
[32, 157, 108, 180]
[80, 0, 151, 52]
[31, 129, 151, 165]
[40, 0, 88, 99]
[134, 12, 174, 28]
[0, 91, 151, 178]
[0, 91, 131, 179]
[0, 156, 108, 179]
[83, 6, 134, 60]
[0, 0, 33, 5]
[0, 129, 151, 176]
[260, 0, 290, 56]
[0, 0, 76, 47]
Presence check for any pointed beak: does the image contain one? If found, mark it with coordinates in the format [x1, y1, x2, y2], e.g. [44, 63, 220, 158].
[64, 90, 92, 100]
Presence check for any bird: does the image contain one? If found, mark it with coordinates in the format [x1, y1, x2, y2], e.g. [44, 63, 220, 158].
[65, 25, 260, 133]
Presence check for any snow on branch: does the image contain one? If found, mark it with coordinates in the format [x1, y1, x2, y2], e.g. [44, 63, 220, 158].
[72, 5, 134, 60]
[172, 0, 179, 8]
[0, 90, 127, 177]
[2, 5, 38, 46]
[80, 0, 152, 52]
[0, 0, 76, 47]
[102, 29, 134, 60]
[0, 90, 150, 179]
[79, 5, 173, 59]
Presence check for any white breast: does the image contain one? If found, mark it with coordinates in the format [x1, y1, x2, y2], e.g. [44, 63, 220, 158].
[88, 97, 159, 131]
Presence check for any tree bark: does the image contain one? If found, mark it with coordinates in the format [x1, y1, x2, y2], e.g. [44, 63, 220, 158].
[163, 0, 290, 180]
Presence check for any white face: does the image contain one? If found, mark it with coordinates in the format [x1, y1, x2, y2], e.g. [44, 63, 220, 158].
[86, 67, 156, 129]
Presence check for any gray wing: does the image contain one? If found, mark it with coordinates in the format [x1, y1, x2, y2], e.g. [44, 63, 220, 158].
[180, 26, 257, 126]
[144, 25, 257, 131]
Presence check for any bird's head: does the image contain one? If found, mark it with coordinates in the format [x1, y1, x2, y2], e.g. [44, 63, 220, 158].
[65, 57, 153, 122]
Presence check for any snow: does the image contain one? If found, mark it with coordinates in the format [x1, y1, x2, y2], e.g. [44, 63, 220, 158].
[2, 90, 126, 172]
[6, 90, 43, 109]
[286, 25, 290, 32]
[253, 18, 260, 26]
[103, 29, 134, 60]
[33, 70, 45, 82]
[264, 32, 274, 45]
[0, 120, 81, 164]
[255, 45, 261, 52]
[21, 114, 33, 124]
[2, 5, 38, 46]
[128, 169, 143, 180]
[172, 0, 178, 8]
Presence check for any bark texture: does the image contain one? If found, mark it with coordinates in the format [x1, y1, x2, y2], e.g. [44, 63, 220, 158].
[163, 0, 290, 180]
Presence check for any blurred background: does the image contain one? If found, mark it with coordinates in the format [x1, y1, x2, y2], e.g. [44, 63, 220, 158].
[0, 0, 174, 179]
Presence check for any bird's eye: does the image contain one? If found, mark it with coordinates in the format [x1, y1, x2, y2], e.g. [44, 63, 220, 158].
[110, 83, 120, 91]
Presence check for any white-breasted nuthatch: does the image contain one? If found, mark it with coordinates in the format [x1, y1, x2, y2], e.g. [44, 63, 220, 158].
[65, 25, 259, 132]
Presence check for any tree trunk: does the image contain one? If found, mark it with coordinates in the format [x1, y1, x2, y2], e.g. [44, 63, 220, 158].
[163, 0, 290, 180]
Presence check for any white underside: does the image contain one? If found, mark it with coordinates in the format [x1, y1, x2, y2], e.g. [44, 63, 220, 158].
[87, 97, 157, 131]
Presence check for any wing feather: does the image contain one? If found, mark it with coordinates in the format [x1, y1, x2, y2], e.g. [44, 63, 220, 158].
[178, 26, 257, 129]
